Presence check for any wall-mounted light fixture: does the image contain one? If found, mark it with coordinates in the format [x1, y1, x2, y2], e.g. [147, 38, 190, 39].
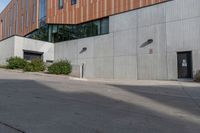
[140, 39, 153, 48]
[79, 47, 87, 54]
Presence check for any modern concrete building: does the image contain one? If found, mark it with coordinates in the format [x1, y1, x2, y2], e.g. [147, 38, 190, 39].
[0, 0, 200, 80]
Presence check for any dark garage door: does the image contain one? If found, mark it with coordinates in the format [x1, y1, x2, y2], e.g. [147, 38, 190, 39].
[23, 50, 43, 61]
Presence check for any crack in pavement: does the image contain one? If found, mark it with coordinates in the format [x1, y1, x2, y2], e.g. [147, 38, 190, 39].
[0, 121, 26, 133]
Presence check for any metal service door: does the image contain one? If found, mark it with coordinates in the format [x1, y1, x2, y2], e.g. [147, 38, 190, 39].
[177, 51, 192, 79]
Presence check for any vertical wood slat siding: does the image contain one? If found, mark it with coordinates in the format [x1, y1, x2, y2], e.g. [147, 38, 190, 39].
[46, 0, 167, 24]
[0, 0, 39, 40]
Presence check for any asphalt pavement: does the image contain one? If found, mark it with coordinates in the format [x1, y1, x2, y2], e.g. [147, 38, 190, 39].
[0, 69, 200, 133]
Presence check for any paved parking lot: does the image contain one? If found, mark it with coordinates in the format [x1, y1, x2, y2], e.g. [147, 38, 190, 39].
[0, 69, 200, 133]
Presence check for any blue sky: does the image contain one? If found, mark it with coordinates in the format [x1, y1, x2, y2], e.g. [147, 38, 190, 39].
[0, 0, 11, 13]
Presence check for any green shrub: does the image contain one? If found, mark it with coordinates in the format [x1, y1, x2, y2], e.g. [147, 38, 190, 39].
[48, 60, 72, 75]
[194, 70, 200, 82]
[24, 59, 45, 72]
[6, 57, 27, 69]
[24, 62, 34, 72]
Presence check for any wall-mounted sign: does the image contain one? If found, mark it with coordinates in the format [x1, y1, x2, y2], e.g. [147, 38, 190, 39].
[182, 59, 187, 67]
[149, 49, 153, 54]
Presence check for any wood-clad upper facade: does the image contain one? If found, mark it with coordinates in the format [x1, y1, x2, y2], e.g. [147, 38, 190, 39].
[0, 0, 167, 41]
[0, 0, 39, 40]
[47, 0, 167, 24]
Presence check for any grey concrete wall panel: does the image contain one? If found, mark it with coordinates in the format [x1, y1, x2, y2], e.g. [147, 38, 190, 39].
[70, 65, 81, 78]
[166, 0, 182, 22]
[181, 0, 200, 20]
[93, 57, 114, 79]
[182, 17, 200, 51]
[193, 51, 200, 76]
[0, 37, 15, 65]
[137, 4, 166, 28]
[114, 29, 137, 56]
[93, 34, 114, 58]
[109, 11, 138, 33]
[114, 56, 137, 80]
[55, 40, 78, 65]
[166, 0, 200, 22]
[166, 21, 184, 52]
[167, 52, 178, 80]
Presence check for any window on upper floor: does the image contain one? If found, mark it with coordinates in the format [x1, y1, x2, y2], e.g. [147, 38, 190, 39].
[27, 17, 109, 43]
[0, 20, 3, 38]
[33, 0, 37, 23]
[16, 0, 19, 34]
[48, 17, 109, 43]
[26, 0, 29, 29]
[39, 0, 46, 25]
[58, 0, 64, 9]
[21, 15, 24, 32]
[71, 0, 77, 5]
[21, 0, 24, 11]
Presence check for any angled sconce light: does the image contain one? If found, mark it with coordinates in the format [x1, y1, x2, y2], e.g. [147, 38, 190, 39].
[79, 47, 87, 54]
[140, 39, 153, 48]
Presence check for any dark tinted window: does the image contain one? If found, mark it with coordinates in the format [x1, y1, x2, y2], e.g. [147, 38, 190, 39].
[71, 0, 77, 5]
[26, 24, 48, 42]
[49, 17, 109, 42]
[27, 17, 109, 43]
[58, 0, 64, 9]
[39, 0, 46, 21]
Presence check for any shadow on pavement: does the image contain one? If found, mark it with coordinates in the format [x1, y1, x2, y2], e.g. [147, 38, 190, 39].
[108, 84, 200, 115]
[0, 79, 200, 133]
